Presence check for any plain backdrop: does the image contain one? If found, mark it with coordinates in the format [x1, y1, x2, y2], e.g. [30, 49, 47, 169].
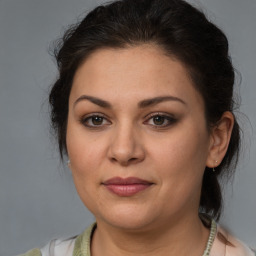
[0, 0, 255, 255]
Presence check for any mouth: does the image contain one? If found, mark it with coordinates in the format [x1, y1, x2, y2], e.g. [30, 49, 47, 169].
[102, 177, 154, 197]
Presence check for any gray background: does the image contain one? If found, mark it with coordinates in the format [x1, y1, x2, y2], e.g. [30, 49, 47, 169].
[0, 0, 255, 255]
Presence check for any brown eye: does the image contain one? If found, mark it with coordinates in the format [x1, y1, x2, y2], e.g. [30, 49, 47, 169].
[152, 116, 165, 125]
[145, 113, 177, 128]
[81, 114, 111, 128]
[91, 116, 104, 125]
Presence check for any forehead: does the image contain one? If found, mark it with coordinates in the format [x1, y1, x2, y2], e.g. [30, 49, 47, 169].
[71, 45, 203, 107]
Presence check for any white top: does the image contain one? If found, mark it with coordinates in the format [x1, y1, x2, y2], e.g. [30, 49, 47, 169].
[40, 237, 75, 256]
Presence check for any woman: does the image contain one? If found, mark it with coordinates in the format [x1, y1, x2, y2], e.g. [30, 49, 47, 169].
[20, 0, 254, 255]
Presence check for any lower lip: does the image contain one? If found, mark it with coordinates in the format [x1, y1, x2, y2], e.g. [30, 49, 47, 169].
[104, 184, 152, 197]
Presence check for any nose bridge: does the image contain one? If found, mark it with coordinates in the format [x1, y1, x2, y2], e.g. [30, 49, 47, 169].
[108, 120, 144, 165]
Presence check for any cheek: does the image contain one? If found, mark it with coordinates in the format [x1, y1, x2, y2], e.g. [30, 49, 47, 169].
[150, 136, 208, 214]
[153, 130, 208, 169]
[68, 145, 104, 192]
[66, 128, 104, 209]
[150, 125, 210, 191]
[67, 120, 106, 167]
[66, 124, 102, 196]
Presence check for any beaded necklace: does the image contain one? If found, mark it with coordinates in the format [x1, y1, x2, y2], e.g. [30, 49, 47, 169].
[202, 219, 217, 256]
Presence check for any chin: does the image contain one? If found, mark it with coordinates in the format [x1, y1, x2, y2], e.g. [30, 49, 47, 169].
[104, 216, 155, 231]
[95, 204, 160, 231]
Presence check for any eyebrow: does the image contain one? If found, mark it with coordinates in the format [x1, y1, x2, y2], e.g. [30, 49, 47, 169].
[73, 95, 186, 109]
[74, 95, 111, 108]
[138, 96, 186, 108]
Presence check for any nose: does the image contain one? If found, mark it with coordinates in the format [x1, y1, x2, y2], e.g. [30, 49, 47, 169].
[107, 123, 145, 166]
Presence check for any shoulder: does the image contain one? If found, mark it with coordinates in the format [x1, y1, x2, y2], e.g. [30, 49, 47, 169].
[17, 223, 96, 256]
[211, 225, 255, 256]
[39, 224, 95, 256]
[225, 232, 255, 256]
[18, 236, 76, 256]
[40, 236, 76, 256]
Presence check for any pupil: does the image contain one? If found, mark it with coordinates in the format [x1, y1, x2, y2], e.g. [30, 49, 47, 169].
[92, 116, 103, 125]
[153, 116, 164, 125]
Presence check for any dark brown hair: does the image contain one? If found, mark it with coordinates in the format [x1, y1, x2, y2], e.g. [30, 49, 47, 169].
[49, 0, 240, 220]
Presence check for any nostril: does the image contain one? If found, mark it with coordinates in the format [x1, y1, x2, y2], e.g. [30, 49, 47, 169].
[110, 156, 139, 166]
[129, 158, 138, 162]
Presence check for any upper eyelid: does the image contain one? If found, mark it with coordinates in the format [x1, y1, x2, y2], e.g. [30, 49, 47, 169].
[144, 112, 175, 119]
[81, 112, 110, 119]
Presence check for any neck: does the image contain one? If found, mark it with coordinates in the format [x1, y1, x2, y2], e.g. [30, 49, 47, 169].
[91, 214, 210, 256]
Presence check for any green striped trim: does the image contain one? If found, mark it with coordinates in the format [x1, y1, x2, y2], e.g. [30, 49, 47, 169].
[19, 248, 41, 256]
[73, 223, 96, 256]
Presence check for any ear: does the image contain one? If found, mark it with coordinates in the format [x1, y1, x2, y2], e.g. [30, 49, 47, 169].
[206, 111, 234, 168]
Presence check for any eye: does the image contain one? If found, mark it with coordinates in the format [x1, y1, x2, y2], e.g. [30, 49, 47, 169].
[145, 113, 177, 128]
[152, 116, 166, 125]
[80, 114, 111, 128]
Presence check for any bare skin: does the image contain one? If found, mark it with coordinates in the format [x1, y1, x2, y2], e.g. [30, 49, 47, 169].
[67, 45, 234, 256]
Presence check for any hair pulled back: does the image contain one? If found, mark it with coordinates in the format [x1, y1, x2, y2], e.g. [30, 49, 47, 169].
[49, 0, 240, 220]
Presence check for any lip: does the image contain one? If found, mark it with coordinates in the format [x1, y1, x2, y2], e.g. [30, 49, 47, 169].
[102, 177, 153, 197]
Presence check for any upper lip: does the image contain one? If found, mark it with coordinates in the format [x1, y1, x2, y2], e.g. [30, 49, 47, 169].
[102, 177, 153, 185]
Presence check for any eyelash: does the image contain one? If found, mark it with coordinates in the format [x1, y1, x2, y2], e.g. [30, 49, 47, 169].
[144, 112, 177, 128]
[80, 113, 111, 128]
[80, 112, 177, 129]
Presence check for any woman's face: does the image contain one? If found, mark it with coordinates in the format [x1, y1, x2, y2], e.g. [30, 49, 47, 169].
[67, 45, 213, 230]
